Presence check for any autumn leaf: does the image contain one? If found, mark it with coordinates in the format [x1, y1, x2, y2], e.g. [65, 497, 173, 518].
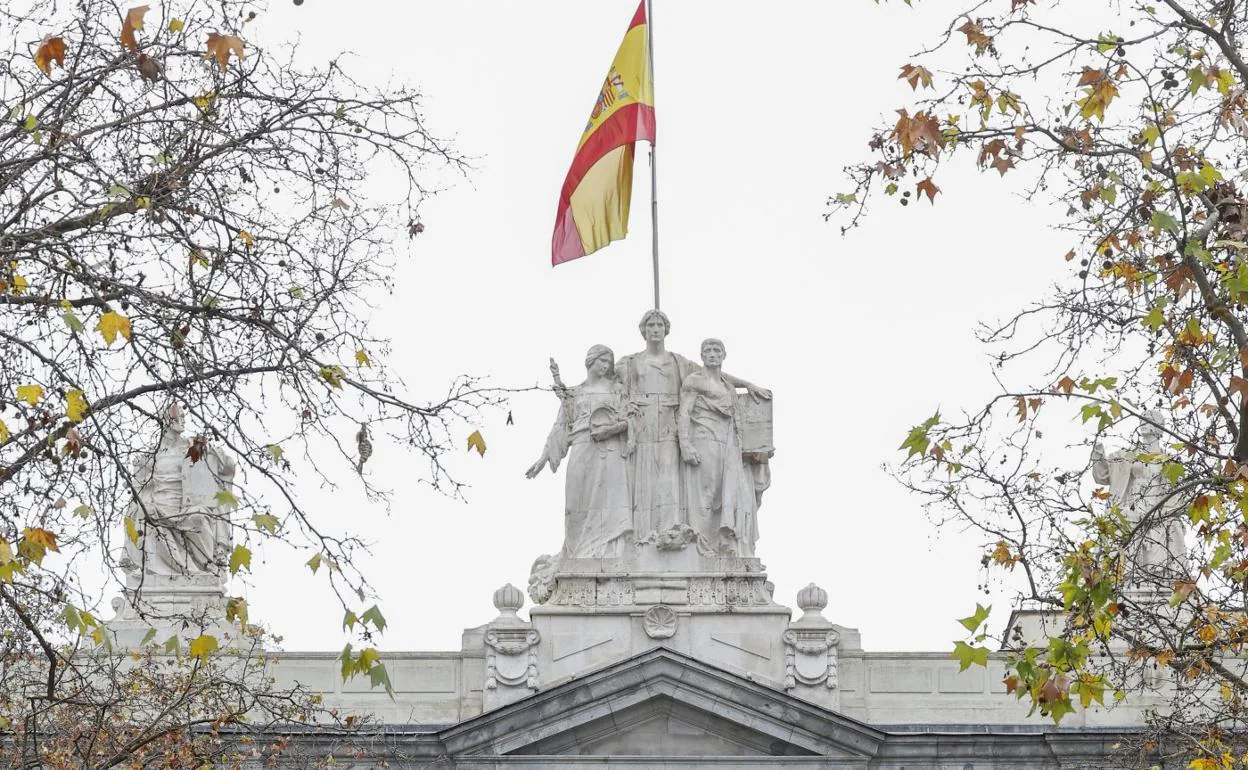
[189, 633, 219, 661]
[0, 418, 8, 444]
[226, 596, 248, 626]
[1056, 376, 1076, 394]
[120, 5, 149, 54]
[899, 63, 934, 90]
[16, 383, 44, 406]
[237, 230, 254, 249]
[957, 19, 992, 52]
[66, 389, 88, 422]
[124, 515, 140, 545]
[306, 553, 323, 574]
[1077, 78, 1119, 122]
[96, 311, 131, 346]
[916, 177, 940, 203]
[1076, 68, 1106, 86]
[355, 349, 371, 367]
[467, 429, 487, 457]
[20, 528, 59, 565]
[34, 37, 66, 76]
[319, 365, 345, 389]
[228, 544, 251, 574]
[204, 32, 245, 70]
[167, 17, 184, 32]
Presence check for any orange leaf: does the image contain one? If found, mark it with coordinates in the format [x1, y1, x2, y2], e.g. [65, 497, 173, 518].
[1231, 376, 1248, 399]
[1056, 376, 1076, 394]
[1077, 68, 1106, 86]
[120, 6, 149, 54]
[34, 36, 66, 76]
[916, 177, 940, 203]
[204, 32, 245, 70]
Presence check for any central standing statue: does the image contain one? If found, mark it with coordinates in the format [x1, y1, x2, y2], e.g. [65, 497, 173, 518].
[614, 310, 700, 537]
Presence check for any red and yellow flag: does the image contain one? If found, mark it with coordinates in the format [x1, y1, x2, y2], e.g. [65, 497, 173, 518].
[551, 2, 655, 266]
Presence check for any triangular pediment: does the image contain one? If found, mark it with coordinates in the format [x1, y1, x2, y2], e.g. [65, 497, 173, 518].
[438, 647, 884, 760]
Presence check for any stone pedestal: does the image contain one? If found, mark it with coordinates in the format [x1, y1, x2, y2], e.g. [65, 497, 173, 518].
[106, 573, 232, 648]
[525, 548, 793, 691]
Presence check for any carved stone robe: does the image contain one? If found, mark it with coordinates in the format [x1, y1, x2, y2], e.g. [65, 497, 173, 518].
[539, 382, 633, 558]
[615, 350, 699, 537]
[678, 369, 757, 556]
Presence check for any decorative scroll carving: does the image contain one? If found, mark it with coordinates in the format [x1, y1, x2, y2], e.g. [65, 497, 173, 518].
[783, 629, 839, 690]
[484, 628, 541, 690]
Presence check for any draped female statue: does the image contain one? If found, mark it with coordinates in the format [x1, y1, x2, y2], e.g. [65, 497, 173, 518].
[526, 345, 634, 558]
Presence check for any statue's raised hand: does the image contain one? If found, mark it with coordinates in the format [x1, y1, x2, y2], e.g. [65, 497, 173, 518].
[525, 457, 548, 479]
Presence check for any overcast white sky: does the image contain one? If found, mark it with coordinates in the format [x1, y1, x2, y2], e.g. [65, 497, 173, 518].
[230, 0, 1080, 654]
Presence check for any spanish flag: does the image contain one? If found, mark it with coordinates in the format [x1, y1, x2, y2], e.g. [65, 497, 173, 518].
[551, 2, 656, 266]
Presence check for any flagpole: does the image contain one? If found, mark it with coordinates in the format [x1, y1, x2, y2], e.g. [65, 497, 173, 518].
[645, 0, 660, 310]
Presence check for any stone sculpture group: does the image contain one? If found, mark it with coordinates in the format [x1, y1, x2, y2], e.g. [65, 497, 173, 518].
[526, 309, 773, 561]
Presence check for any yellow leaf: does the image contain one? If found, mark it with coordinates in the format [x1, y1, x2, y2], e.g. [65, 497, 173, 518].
[124, 515, 140, 545]
[0, 418, 8, 443]
[0, 538, 12, 564]
[355, 349, 371, 367]
[189, 633, 219, 661]
[16, 384, 44, 406]
[96, 311, 131, 346]
[467, 430, 486, 457]
[193, 92, 217, 111]
[237, 230, 254, 249]
[66, 389, 88, 422]
[11, 275, 27, 294]
[167, 17, 184, 32]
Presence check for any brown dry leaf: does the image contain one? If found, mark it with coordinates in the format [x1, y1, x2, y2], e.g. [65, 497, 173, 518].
[1231, 375, 1248, 399]
[1056, 376, 1076, 394]
[120, 6, 149, 54]
[137, 53, 161, 82]
[957, 19, 993, 51]
[34, 36, 66, 76]
[204, 32, 245, 70]
[916, 176, 940, 203]
[898, 63, 934, 91]
[331, 197, 351, 210]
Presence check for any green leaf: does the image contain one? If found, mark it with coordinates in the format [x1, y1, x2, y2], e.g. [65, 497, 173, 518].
[1151, 209, 1180, 235]
[951, 640, 991, 671]
[369, 662, 394, 695]
[361, 604, 387, 633]
[306, 553, 323, 574]
[63, 604, 83, 633]
[339, 643, 354, 680]
[343, 610, 358, 631]
[229, 544, 252, 574]
[22, 114, 36, 131]
[215, 488, 239, 510]
[957, 603, 992, 633]
[73, 504, 92, 519]
[252, 514, 279, 534]
[140, 627, 158, 646]
[164, 634, 180, 655]
[62, 309, 85, 332]
[1162, 462, 1185, 484]
[900, 411, 941, 459]
[264, 444, 283, 462]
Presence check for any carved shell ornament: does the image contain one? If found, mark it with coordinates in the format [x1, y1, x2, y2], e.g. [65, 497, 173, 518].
[643, 605, 678, 639]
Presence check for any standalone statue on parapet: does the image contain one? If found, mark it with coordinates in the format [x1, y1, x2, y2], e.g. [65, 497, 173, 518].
[120, 403, 237, 593]
[1090, 411, 1188, 591]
